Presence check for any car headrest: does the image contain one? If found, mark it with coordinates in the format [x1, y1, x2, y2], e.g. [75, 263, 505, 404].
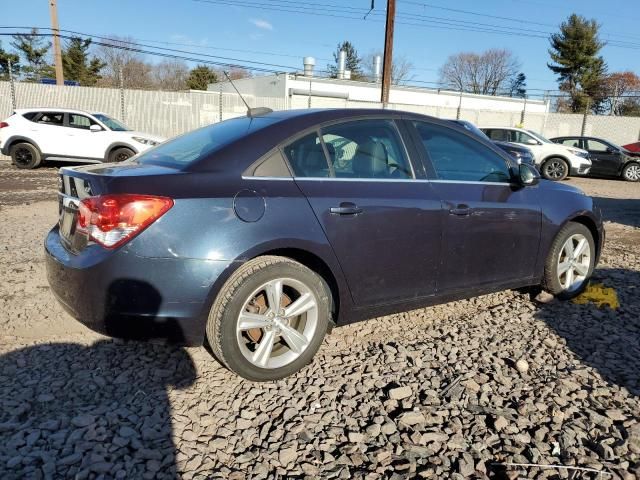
[302, 144, 328, 177]
[352, 140, 388, 178]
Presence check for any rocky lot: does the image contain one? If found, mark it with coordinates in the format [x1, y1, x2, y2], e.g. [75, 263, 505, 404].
[0, 159, 638, 479]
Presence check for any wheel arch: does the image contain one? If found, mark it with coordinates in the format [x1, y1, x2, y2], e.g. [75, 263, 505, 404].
[564, 213, 603, 261]
[104, 142, 138, 161]
[541, 154, 570, 164]
[4, 135, 43, 155]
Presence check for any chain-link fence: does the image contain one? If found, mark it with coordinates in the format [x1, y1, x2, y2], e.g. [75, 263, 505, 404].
[2, 80, 639, 145]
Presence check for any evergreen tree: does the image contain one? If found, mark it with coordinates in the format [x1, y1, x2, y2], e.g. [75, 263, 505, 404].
[548, 14, 607, 113]
[186, 65, 218, 90]
[327, 41, 363, 80]
[62, 37, 105, 86]
[11, 28, 53, 81]
[509, 73, 527, 98]
[0, 41, 20, 80]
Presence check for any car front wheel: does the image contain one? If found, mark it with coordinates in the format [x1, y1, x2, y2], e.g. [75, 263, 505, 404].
[543, 222, 595, 299]
[541, 157, 569, 181]
[206, 256, 331, 381]
[107, 147, 135, 163]
[622, 162, 640, 182]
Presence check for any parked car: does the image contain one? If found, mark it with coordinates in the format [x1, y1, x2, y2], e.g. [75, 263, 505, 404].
[623, 141, 640, 153]
[448, 120, 535, 166]
[481, 126, 591, 181]
[46, 109, 604, 381]
[0, 108, 165, 169]
[551, 136, 640, 182]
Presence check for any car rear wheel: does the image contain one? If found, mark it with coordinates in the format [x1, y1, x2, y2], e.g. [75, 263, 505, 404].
[107, 147, 135, 163]
[622, 162, 640, 182]
[542, 222, 595, 299]
[206, 256, 331, 381]
[541, 157, 568, 181]
[10, 142, 41, 169]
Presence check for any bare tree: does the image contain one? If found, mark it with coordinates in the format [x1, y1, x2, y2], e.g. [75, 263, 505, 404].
[602, 71, 640, 115]
[97, 36, 154, 89]
[152, 60, 189, 90]
[439, 49, 521, 95]
[362, 51, 414, 85]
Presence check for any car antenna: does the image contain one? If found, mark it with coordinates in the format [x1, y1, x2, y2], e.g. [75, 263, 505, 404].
[222, 71, 273, 118]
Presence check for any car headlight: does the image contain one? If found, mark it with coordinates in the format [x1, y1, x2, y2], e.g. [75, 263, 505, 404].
[567, 148, 589, 159]
[132, 136, 159, 146]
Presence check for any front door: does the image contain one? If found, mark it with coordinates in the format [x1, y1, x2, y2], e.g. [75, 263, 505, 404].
[283, 118, 443, 307]
[585, 138, 621, 176]
[62, 113, 105, 160]
[411, 121, 541, 292]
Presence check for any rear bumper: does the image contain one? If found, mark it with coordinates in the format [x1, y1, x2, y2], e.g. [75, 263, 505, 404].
[45, 226, 233, 346]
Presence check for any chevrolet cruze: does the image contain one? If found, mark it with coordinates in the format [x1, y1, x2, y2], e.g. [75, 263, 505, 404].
[46, 109, 604, 381]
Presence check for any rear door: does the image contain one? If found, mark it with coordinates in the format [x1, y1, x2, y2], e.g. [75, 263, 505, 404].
[284, 117, 443, 307]
[411, 120, 541, 292]
[30, 111, 65, 154]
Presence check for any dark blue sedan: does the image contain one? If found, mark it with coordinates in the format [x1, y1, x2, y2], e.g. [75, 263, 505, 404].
[46, 109, 604, 380]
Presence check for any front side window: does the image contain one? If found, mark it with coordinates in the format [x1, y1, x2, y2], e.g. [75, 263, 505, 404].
[320, 119, 413, 179]
[513, 131, 537, 145]
[414, 121, 512, 183]
[68, 114, 96, 130]
[587, 139, 610, 152]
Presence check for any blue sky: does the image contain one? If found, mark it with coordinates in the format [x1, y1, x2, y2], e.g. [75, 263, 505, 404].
[2, 0, 639, 98]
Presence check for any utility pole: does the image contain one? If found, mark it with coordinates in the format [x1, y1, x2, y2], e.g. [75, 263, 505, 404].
[49, 0, 64, 86]
[380, 0, 396, 106]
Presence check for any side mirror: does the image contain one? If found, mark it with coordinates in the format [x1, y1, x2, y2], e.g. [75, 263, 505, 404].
[519, 163, 540, 186]
[606, 147, 617, 154]
[90, 124, 103, 132]
[524, 138, 539, 146]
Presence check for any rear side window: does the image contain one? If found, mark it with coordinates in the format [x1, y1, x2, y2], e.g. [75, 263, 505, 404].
[320, 119, 413, 179]
[22, 112, 38, 121]
[414, 122, 511, 183]
[484, 129, 509, 142]
[283, 132, 330, 178]
[36, 112, 64, 126]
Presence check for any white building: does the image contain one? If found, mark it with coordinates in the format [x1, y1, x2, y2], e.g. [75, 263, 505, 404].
[209, 71, 549, 116]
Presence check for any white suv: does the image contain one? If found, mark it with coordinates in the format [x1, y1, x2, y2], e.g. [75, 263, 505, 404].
[0, 108, 165, 169]
[481, 126, 591, 181]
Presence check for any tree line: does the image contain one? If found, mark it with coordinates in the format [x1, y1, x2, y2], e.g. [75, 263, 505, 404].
[0, 29, 249, 90]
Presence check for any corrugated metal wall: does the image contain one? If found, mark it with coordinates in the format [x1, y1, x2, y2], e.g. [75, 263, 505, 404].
[2, 81, 639, 144]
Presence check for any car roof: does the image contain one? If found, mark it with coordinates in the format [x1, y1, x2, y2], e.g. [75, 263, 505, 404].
[15, 107, 93, 115]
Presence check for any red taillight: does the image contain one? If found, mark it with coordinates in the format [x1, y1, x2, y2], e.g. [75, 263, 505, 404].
[0, 122, 8, 128]
[77, 194, 173, 249]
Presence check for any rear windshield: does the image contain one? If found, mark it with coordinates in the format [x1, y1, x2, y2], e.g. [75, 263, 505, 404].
[136, 116, 274, 168]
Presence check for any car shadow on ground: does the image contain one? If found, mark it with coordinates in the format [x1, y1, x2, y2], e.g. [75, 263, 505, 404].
[533, 267, 640, 397]
[0, 279, 198, 479]
[0, 340, 196, 479]
[591, 197, 640, 228]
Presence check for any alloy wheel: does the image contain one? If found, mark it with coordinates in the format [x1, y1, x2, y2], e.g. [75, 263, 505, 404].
[236, 278, 318, 369]
[624, 164, 640, 181]
[557, 233, 591, 292]
[14, 147, 33, 167]
[544, 160, 566, 180]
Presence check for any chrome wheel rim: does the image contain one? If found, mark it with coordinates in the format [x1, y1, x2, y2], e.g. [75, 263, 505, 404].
[544, 160, 566, 179]
[14, 147, 33, 166]
[557, 233, 591, 292]
[236, 278, 318, 369]
[624, 164, 640, 181]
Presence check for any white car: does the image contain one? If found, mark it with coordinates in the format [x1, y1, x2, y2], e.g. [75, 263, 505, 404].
[0, 108, 165, 169]
[481, 126, 591, 181]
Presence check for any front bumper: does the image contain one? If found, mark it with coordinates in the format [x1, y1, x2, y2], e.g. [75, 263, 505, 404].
[45, 226, 233, 346]
[570, 164, 591, 176]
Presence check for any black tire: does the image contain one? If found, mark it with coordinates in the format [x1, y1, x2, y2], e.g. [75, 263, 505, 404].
[206, 256, 331, 381]
[621, 162, 640, 182]
[107, 147, 135, 163]
[541, 157, 569, 181]
[10, 142, 41, 169]
[542, 222, 595, 300]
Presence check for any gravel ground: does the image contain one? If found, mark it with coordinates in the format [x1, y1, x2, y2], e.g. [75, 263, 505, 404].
[0, 158, 639, 479]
